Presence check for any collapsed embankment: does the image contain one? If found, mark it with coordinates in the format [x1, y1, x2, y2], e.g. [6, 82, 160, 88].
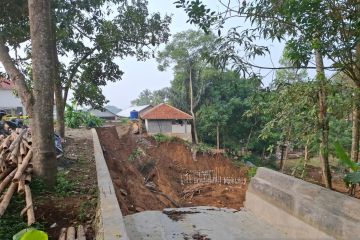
[96, 126, 248, 215]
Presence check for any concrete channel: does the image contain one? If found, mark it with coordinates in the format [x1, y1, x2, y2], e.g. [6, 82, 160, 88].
[92, 129, 360, 240]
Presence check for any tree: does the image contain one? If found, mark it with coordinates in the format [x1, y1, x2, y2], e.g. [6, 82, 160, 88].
[52, 0, 171, 137]
[157, 30, 217, 143]
[0, 0, 172, 137]
[175, 0, 360, 188]
[131, 88, 170, 106]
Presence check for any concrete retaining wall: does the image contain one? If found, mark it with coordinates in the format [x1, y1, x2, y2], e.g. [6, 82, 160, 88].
[245, 167, 360, 240]
[92, 129, 129, 240]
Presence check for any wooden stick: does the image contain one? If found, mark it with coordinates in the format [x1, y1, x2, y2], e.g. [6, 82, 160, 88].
[13, 150, 32, 182]
[77, 225, 86, 240]
[0, 168, 17, 194]
[67, 227, 76, 240]
[0, 182, 17, 216]
[24, 184, 35, 226]
[58, 228, 67, 240]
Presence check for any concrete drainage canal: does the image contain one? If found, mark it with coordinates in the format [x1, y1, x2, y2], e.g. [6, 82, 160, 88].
[92, 126, 360, 240]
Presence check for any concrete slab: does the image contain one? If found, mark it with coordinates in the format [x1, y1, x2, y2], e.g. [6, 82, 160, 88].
[124, 206, 289, 240]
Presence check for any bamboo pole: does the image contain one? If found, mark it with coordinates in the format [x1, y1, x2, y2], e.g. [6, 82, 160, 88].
[58, 228, 67, 240]
[0, 182, 18, 216]
[13, 150, 32, 182]
[9, 129, 26, 152]
[24, 184, 35, 226]
[0, 167, 14, 181]
[77, 225, 86, 240]
[67, 227, 76, 240]
[18, 176, 25, 194]
[0, 168, 17, 194]
[19, 142, 26, 157]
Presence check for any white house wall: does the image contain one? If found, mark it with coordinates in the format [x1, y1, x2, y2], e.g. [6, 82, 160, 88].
[0, 90, 23, 109]
[172, 124, 191, 134]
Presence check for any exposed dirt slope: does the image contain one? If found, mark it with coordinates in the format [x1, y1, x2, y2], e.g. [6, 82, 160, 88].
[97, 126, 248, 216]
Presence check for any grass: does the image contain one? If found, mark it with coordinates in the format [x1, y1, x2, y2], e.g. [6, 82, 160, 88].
[55, 170, 76, 197]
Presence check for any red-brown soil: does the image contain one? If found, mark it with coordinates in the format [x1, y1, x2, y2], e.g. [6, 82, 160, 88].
[96, 125, 248, 215]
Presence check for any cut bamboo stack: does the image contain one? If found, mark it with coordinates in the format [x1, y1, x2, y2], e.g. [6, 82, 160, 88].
[58, 225, 86, 240]
[0, 127, 35, 225]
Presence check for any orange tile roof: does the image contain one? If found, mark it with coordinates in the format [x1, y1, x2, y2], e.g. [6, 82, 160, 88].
[0, 77, 14, 90]
[142, 103, 193, 120]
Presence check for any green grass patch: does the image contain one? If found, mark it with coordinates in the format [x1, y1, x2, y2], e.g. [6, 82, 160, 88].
[0, 194, 45, 239]
[153, 133, 176, 143]
[55, 171, 76, 197]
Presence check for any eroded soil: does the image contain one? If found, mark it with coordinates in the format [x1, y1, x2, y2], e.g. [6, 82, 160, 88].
[96, 125, 248, 215]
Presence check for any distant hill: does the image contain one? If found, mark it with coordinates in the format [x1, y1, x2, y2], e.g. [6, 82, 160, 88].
[105, 105, 121, 114]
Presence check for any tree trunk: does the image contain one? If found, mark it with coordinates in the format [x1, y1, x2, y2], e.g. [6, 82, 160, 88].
[315, 50, 332, 189]
[300, 137, 310, 178]
[28, 0, 57, 187]
[351, 92, 360, 163]
[216, 123, 220, 150]
[189, 68, 198, 144]
[353, 40, 360, 163]
[51, 12, 66, 139]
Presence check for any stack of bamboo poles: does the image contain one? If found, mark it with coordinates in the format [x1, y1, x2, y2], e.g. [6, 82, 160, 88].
[58, 225, 86, 240]
[0, 128, 35, 226]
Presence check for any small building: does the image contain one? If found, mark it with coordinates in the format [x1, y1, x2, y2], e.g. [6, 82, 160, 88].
[88, 108, 118, 120]
[117, 105, 153, 119]
[141, 103, 193, 142]
[0, 78, 24, 114]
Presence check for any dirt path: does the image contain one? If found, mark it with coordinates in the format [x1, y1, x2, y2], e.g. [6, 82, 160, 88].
[34, 128, 97, 239]
[97, 125, 248, 216]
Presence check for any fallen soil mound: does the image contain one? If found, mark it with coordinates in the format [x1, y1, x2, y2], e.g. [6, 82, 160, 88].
[97, 126, 248, 215]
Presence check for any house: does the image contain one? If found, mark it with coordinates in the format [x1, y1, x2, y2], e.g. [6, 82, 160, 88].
[117, 105, 153, 118]
[88, 108, 118, 120]
[0, 78, 24, 114]
[141, 103, 193, 142]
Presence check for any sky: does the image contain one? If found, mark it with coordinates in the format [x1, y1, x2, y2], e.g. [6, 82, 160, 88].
[102, 1, 285, 110]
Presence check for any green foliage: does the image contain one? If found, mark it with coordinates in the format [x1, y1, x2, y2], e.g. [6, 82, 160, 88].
[55, 171, 75, 197]
[334, 143, 359, 172]
[13, 228, 48, 240]
[153, 133, 176, 143]
[192, 142, 212, 154]
[131, 88, 170, 106]
[65, 104, 104, 129]
[128, 147, 146, 161]
[334, 142, 360, 186]
[247, 167, 258, 179]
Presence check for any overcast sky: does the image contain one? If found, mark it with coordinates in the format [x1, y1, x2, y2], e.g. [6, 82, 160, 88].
[103, 1, 285, 110]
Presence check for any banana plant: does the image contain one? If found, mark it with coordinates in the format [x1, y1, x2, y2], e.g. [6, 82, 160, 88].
[334, 142, 360, 195]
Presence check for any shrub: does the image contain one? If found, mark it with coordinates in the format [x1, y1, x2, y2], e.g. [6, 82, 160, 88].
[153, 133, 176, 143]
[65, 104, 104, 128]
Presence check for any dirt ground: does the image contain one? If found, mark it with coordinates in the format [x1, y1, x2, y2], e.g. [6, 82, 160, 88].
[96, 125, 249, 216]
[34, 128, 97, 239]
